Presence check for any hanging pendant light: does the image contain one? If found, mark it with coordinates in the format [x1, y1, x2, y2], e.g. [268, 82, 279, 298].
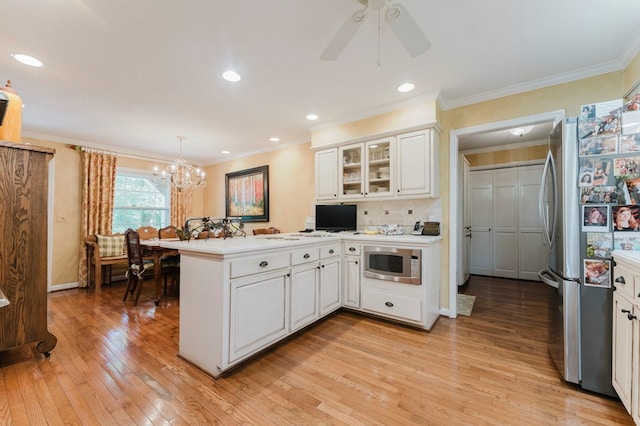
[152, 136, 206, 191]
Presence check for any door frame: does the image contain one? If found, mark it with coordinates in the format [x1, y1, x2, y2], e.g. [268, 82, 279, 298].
[448, 110, 564, 318]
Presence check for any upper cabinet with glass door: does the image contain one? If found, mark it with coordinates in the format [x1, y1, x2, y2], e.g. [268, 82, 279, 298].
[364, 138, 393, 198]
[339, 144, 364, 199]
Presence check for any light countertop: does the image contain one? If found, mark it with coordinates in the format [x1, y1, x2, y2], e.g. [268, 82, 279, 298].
[158, 231, 442, 256]
[612, 250, 640, 264]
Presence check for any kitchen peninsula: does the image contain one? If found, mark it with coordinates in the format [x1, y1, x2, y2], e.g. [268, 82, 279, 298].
[159, 232, 441, 378]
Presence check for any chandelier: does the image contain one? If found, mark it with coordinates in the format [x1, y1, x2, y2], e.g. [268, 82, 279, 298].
[152, 136, 206, 191]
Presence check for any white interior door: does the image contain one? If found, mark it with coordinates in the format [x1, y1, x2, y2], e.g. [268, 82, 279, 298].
[518, 165, 547, 280]
[462, 158, 471, 284]
[470, 170, 492, 276]
[492, 169, 518, 278]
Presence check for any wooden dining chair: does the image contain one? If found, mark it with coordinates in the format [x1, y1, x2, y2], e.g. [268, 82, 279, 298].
[159, 226, 180, 296]
[123, 228, 155, 306]
[252, 227, 281, 235]
[158, 225, 178, 239]
[137, 226, 159, 240]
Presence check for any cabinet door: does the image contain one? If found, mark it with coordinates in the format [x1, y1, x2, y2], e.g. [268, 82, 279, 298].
[364, 138, 393, 198]
[395, 129, 437, 197]
[343, 256, 361, 308]
[290, 263, 320, 332]
[320, 258, 341, 315]
[315, 148, 338, 200]
[612, 292, 634, 413]
[229, 272, 288, 363]
[339, 143, 364, 199]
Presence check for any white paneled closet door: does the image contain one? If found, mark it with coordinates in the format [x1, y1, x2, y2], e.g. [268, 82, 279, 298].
[468, 164, 546, 281]
[469, 170, 492, 276]
[518, 165, 547, 280]
[492, 169, 518, 279]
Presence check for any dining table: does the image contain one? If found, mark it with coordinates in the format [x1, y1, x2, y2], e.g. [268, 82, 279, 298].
[139, 238, 180, 304]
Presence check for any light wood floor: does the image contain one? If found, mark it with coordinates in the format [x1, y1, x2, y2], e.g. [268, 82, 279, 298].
[0, 276, 632, 425]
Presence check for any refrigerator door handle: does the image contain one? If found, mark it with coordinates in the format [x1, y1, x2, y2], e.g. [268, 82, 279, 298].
[539, 149, 557, 248]
[538, 268, 559, 288]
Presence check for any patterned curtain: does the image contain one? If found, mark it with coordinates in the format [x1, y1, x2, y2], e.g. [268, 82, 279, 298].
[171, 187, 193, 229]
[78, 150, 117, 287]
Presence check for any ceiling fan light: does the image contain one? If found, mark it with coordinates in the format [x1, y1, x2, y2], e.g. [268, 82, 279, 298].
[509, 125, 534, 136]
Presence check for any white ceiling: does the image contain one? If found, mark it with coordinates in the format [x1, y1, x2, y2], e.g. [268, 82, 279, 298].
[3, 0, 640, 164]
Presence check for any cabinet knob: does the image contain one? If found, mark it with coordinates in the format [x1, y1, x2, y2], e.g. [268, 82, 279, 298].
[385, 301, 394, 307]
[355, 261, 358, 265]
[615, 276, 626, 284]
[259, 260, 268, 268]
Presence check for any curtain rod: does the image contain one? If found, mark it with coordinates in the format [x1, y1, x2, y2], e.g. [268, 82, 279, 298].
[68, 144, 173, 164]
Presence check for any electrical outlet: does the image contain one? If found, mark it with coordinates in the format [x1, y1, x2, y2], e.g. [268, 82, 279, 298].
[57, 214, 68, 222]
[385, 210, 389, 215]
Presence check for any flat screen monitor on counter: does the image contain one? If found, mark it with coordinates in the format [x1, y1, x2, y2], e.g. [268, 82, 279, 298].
[315, 204, 357, 232]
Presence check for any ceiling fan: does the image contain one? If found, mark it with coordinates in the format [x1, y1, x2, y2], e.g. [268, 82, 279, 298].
[320, 0, 430, 61]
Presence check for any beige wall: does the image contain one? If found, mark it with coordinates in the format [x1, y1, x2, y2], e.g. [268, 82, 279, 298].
[202, 142, 315, 235]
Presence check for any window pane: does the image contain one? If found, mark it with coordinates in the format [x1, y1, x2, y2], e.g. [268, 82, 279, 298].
[112, 171, 170, 233]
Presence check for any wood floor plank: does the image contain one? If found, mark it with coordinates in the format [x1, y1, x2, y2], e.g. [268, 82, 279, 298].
[0, 276, 633, 424]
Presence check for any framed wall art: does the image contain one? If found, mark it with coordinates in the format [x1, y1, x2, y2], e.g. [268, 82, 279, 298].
[225, 165, 269, 222]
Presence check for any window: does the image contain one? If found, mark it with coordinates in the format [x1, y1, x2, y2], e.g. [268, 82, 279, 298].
[112, 170, 170, 233]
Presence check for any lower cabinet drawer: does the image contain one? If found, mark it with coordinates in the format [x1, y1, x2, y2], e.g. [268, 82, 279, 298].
[361, 290, 421, 322]
[230, 253, 289, 278]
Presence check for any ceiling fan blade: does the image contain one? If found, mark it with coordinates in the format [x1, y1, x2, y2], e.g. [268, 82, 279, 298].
[320, 9, 368, 61]
[385, 3, 430, 57]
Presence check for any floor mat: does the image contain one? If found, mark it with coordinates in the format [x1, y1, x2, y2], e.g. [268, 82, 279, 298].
[457, 294, 476, 316]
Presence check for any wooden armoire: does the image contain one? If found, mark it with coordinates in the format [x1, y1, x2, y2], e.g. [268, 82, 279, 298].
[0, 141, 57, 356]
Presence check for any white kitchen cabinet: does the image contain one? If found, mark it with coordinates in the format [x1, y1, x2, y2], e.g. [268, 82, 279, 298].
[343, 242, 361, 308]
[338, 138, 394, 200]
[358, 240, 441, 330]
[319, 244, 342, 315]
[364, 138, 393, 198]
[339, 143, 364, 199]
[314, 128, 439, 202]
[611, 252, 640, 424]
[395, 129, 439, 198]
[613, 291, 634, 413]
[315, 148, 338, 200]
[229, 270, 289, 363]
[290, 249, 320, 332]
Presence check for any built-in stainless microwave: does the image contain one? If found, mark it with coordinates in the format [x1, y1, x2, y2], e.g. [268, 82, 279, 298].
[363, 246, 421, 285]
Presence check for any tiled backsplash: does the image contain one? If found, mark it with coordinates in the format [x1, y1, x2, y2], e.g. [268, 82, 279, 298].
[355, 198, 442, 233]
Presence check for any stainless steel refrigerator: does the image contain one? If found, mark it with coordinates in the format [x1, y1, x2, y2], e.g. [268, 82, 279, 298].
[538, 117, 616, 397]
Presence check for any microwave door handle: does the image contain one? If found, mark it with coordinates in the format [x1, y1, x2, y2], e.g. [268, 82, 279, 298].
[539, 150, 553, 248]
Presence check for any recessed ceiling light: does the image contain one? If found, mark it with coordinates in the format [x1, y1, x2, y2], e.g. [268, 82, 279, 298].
[221, 150, 230, 154]
[12, 53, 43, 67]
[269, 137, 280, 142]
[306, 114, 319, 121]
[397, 83, 414, 93]
[509, 126, 534, 137]
[222, 70, 241, 82]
